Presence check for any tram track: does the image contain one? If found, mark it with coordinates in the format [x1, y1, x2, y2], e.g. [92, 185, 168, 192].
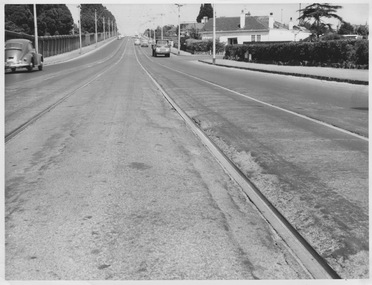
[5, 38, 129, 144]
[134, 45, 341, 279]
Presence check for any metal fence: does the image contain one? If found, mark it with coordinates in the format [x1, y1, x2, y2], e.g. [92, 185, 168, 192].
[5, 30, 115, 57]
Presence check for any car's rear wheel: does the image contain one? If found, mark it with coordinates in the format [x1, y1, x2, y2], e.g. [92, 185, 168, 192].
[27, 59, 34, 72]
[38, 64, 43, 71]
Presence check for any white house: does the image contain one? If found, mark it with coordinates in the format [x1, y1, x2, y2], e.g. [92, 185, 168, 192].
[200, 10, 311, 44]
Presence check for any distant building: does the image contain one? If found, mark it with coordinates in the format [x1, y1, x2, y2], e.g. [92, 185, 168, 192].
[200, 10, 311, 44]
[180, 22, 205, 37]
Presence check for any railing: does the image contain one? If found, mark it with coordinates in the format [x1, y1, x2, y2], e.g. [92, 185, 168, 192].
[5, 30, 116, 57]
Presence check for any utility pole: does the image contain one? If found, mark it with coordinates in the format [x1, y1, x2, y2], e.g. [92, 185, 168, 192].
[33, 4, 38, 54]
[212, 4, 216, 64]
[103, 17, 105, 41]
[175, 4, 183, 55]
[161, 13, 164, 39]
[78, 4, 82, 54]
[95, 9, 97, 47]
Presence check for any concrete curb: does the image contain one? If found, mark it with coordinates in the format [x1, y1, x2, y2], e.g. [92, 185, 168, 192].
[198, 60, 369, 85]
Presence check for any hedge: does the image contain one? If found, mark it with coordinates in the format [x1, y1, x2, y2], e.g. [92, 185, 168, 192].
[224, 39, 369, 69]
[186, 39, 225, 54]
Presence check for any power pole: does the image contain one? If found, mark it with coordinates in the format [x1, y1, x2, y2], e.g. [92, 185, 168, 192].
[33, 4, 38, 53]
[103, 17, 105, 41]
[78, 4, 82, 54]
[175, 4, 183, 55]
[212, 4, 216, 64]
[95, 9, 97, 47]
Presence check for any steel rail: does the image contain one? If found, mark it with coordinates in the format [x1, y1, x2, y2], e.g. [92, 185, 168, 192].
[134, 46, 341, 279]
[5, 38, 129, 144]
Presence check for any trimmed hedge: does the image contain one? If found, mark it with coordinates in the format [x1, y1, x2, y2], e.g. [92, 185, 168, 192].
[186, 39, 225, 54]
[224, 40, 369, 69]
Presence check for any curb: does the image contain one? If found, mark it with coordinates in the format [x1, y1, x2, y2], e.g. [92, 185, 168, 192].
[198, 60, 369, 85]
[44, 38, 117, 66]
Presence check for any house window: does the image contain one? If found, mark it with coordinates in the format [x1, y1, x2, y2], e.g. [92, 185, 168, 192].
[251, 35, 256, 42]
[228, 38, 238, 45]
[257, 35, 261, 42]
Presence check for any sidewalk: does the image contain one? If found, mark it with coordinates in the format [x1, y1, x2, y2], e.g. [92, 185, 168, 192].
[199, 58, 369, 85]
[43, 37, 117, 66]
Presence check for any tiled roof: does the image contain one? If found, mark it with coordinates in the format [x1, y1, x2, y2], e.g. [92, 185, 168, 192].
[202, 15, 283, 32]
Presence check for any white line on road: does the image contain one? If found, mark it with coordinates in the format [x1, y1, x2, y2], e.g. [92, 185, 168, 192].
[140, 49, 368, 142]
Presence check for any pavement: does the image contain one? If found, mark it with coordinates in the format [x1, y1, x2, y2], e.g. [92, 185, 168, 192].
[44, 38, 369, 85]
[198, 58, 369, 85]
[43, 37, 117, 66]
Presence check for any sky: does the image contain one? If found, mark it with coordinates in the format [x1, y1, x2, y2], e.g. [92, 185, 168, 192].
[67, 1, 369, 36]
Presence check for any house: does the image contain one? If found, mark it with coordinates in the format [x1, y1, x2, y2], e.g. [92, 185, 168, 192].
[200, 10, 311, 44]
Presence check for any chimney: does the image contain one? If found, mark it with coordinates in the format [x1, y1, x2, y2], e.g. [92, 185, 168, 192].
[269, 12, 274, 29]
[240, 10, 246, 29]
[289, 17, 293, 30]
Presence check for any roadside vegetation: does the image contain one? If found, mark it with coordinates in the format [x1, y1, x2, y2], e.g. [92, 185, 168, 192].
[224, 40, 368, 69]
[224, 3, 369, 69]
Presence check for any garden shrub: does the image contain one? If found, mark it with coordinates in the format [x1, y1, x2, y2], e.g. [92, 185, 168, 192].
[224, 39, 368, 69]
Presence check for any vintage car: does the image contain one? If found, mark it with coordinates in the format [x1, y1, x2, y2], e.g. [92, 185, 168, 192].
[140, 40, 149, 47]
[152, 39, 171, 57]
[5, 39, 43, 72]
[134, 38, 141, 46]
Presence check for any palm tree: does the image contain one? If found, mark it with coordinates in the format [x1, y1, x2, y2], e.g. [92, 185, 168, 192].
[298, 3, 343, 40]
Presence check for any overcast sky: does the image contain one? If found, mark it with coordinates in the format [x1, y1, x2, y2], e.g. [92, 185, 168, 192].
[66, 1, 370, 36]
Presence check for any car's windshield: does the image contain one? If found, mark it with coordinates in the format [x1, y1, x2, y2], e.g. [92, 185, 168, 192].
[5, 43, 23, 50]
[156, 40, 168, 46]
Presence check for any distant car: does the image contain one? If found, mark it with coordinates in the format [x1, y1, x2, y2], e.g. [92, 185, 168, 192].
[152, 39, 171, 57]
[117, 35, 123, 40]
[134, 38, 141, 46]
[5, 39, 43, 72]
[140, 40, 149, 47]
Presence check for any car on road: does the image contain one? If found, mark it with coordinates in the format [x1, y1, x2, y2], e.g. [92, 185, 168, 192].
[134, 38, 141, 46]
[5, 39, 43, 72]
[152, 39, 171, 57]
[140, 40, 149, 47]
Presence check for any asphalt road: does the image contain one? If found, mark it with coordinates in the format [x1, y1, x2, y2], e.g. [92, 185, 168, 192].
[5, 38, 310, 280]
[135, 44, 368, 279]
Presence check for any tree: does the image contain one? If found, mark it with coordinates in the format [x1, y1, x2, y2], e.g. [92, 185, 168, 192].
[5, 4, 74, 36]
[5, 5, 34, 34]
[81, 4, 116, 34]
[37, 5, 74, 36]
[338, 21, 354, 35]
[356, 25, 369, 37]
[196, 4, 213, 23]
[298, 3, 343, 40]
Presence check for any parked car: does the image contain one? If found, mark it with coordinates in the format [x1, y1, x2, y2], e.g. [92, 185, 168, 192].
[5, 39, 43, 72]
[140, 40, 149, 47]
[152, 39, 171, 57]
[134, 38, 141, 46]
